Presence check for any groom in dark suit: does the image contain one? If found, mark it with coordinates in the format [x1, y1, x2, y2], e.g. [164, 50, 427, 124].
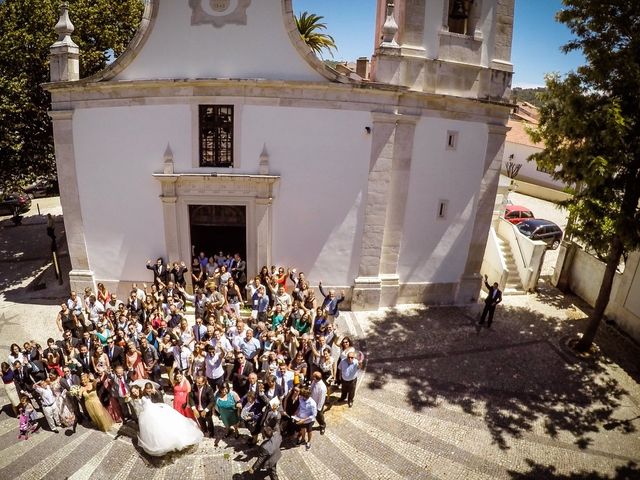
[105, 338, 124, 367]
[189, 375, 215, 437]
[479, 274, 502, 328]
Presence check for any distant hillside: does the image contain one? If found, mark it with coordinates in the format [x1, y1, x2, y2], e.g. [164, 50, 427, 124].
[511, 87, 547, 107]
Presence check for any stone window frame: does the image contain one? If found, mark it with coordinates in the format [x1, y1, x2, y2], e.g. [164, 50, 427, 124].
[191, 102, 242, 169]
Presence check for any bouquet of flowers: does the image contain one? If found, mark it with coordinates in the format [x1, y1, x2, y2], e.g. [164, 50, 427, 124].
[68, 385, 82, 399]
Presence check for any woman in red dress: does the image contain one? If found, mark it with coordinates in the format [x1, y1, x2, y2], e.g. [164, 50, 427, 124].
[172, 371, 195, 420]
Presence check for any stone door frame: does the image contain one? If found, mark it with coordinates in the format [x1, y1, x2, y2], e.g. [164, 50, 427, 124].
[154, 173, 279, 288]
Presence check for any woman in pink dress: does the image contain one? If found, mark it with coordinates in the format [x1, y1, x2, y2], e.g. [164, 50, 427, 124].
[172, 371, 195, 420]
[125, 343, 147, 381]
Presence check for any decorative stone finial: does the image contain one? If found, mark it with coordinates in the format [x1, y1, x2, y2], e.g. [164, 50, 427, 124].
[163, 144, 174, 174]
[381, 2, 399, 47]
[53, 3, 78, 48]
[50, 2, 80, 82]
[259, 143, 270, 175]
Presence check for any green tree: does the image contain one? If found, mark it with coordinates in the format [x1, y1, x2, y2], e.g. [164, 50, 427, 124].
[0, 0, 144, 192]
[295, 11, 337, 59]
[529, 0, 640, 352]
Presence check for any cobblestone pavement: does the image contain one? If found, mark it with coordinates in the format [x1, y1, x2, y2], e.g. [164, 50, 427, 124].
[1, 202, 639, 479]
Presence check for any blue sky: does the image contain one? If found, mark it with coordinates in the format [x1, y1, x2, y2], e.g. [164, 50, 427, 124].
[293, 0, 585, 88]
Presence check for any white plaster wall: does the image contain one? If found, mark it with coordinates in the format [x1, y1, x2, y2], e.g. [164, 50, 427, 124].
[481, 227, 509, 291]
[398, 117, 487, 283]
[116, 0, 325, 82]
[567, 248, 623, 308]
[565, 247, 640, 342]
[72, 103, 370, 287]
[73, 105, 192, 281]
[503, 142, 564, 190]
[241, 106, 371, 286]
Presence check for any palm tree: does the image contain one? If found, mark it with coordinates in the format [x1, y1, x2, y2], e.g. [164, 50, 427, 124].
[295, 11, 337, 58]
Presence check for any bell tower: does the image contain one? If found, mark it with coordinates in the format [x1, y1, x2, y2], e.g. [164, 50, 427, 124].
[371, 0, 514, 101]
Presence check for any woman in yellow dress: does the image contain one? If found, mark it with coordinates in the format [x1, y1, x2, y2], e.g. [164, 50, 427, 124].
[80, 373, 114, 432]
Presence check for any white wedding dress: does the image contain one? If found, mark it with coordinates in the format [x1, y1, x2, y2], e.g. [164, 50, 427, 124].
[134, 397, 204, 456]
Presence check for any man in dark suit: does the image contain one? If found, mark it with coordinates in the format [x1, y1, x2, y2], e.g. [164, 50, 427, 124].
[479, 274, 502, 328]
[80, 331, 96, 354]
[231, 353, 254, 397]
[231, 253, 247, 291]
[13, 360, 35, 395]
[146, 257, 169, 286]
[127, 291, 144, 322]
[56, 330, 80, 350]
[189, 375, 216, 437]
[248, 426, 282, 479]
[76, 345, 93, 374]
[105, 338, 124, 367]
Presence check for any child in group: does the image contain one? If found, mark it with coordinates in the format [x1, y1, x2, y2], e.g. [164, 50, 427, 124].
[17, 396, 40, 440]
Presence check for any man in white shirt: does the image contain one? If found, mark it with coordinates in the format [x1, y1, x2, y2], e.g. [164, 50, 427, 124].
[85, 294, 105, 328]
[204, 344, 226, 390]
[294, 387, 317, 450]
[338, 353, 360, 408]
[310, 371, 327, 434]
[34, 379, 61, 433]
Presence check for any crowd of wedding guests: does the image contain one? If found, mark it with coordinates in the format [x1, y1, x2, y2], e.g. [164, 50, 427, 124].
[2, 250, 362, 458]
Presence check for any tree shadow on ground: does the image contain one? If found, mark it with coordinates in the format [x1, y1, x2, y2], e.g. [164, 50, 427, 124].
[362, 301, 637, 451]
[0, 213, 69, 305]
[508, 459, 640, 479]
[534, 281, 590, 311]
[535, 281, 640, 385]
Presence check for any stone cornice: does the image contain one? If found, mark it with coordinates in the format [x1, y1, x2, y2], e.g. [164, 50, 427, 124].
[154, 172, 280, 199]
[153, 172, 280, 183]
[45, 78, 511, 124]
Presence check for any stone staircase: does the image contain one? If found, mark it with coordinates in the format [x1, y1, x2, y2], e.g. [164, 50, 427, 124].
[497, 236, 526, 295]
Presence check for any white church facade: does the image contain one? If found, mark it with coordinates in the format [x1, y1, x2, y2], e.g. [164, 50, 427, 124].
[46, 0, 515, 310]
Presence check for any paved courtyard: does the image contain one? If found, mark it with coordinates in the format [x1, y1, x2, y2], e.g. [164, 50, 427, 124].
[0, 200, 639, 479]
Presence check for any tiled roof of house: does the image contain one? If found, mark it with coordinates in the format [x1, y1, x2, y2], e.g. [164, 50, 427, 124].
[506, 119, 545, 148]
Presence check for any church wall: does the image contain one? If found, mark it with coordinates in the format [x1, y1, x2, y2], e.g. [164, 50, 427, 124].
[398, 117, 487, 284]
[71, 102, 370, 288]
[72, 105, 189, 282]
[115, 0, 325, 83]
[241, 106, 371, 287]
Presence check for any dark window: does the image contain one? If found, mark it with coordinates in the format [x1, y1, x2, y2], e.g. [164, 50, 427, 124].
[522, 211, 534, 219]
[506, 211, 518, 219]
[199, 105, 234, 167]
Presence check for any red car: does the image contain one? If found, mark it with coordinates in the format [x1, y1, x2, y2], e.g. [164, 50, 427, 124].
[504, 205, 534, 224]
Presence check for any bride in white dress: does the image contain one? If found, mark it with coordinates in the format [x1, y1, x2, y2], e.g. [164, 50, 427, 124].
[129, 385, 203, 456]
